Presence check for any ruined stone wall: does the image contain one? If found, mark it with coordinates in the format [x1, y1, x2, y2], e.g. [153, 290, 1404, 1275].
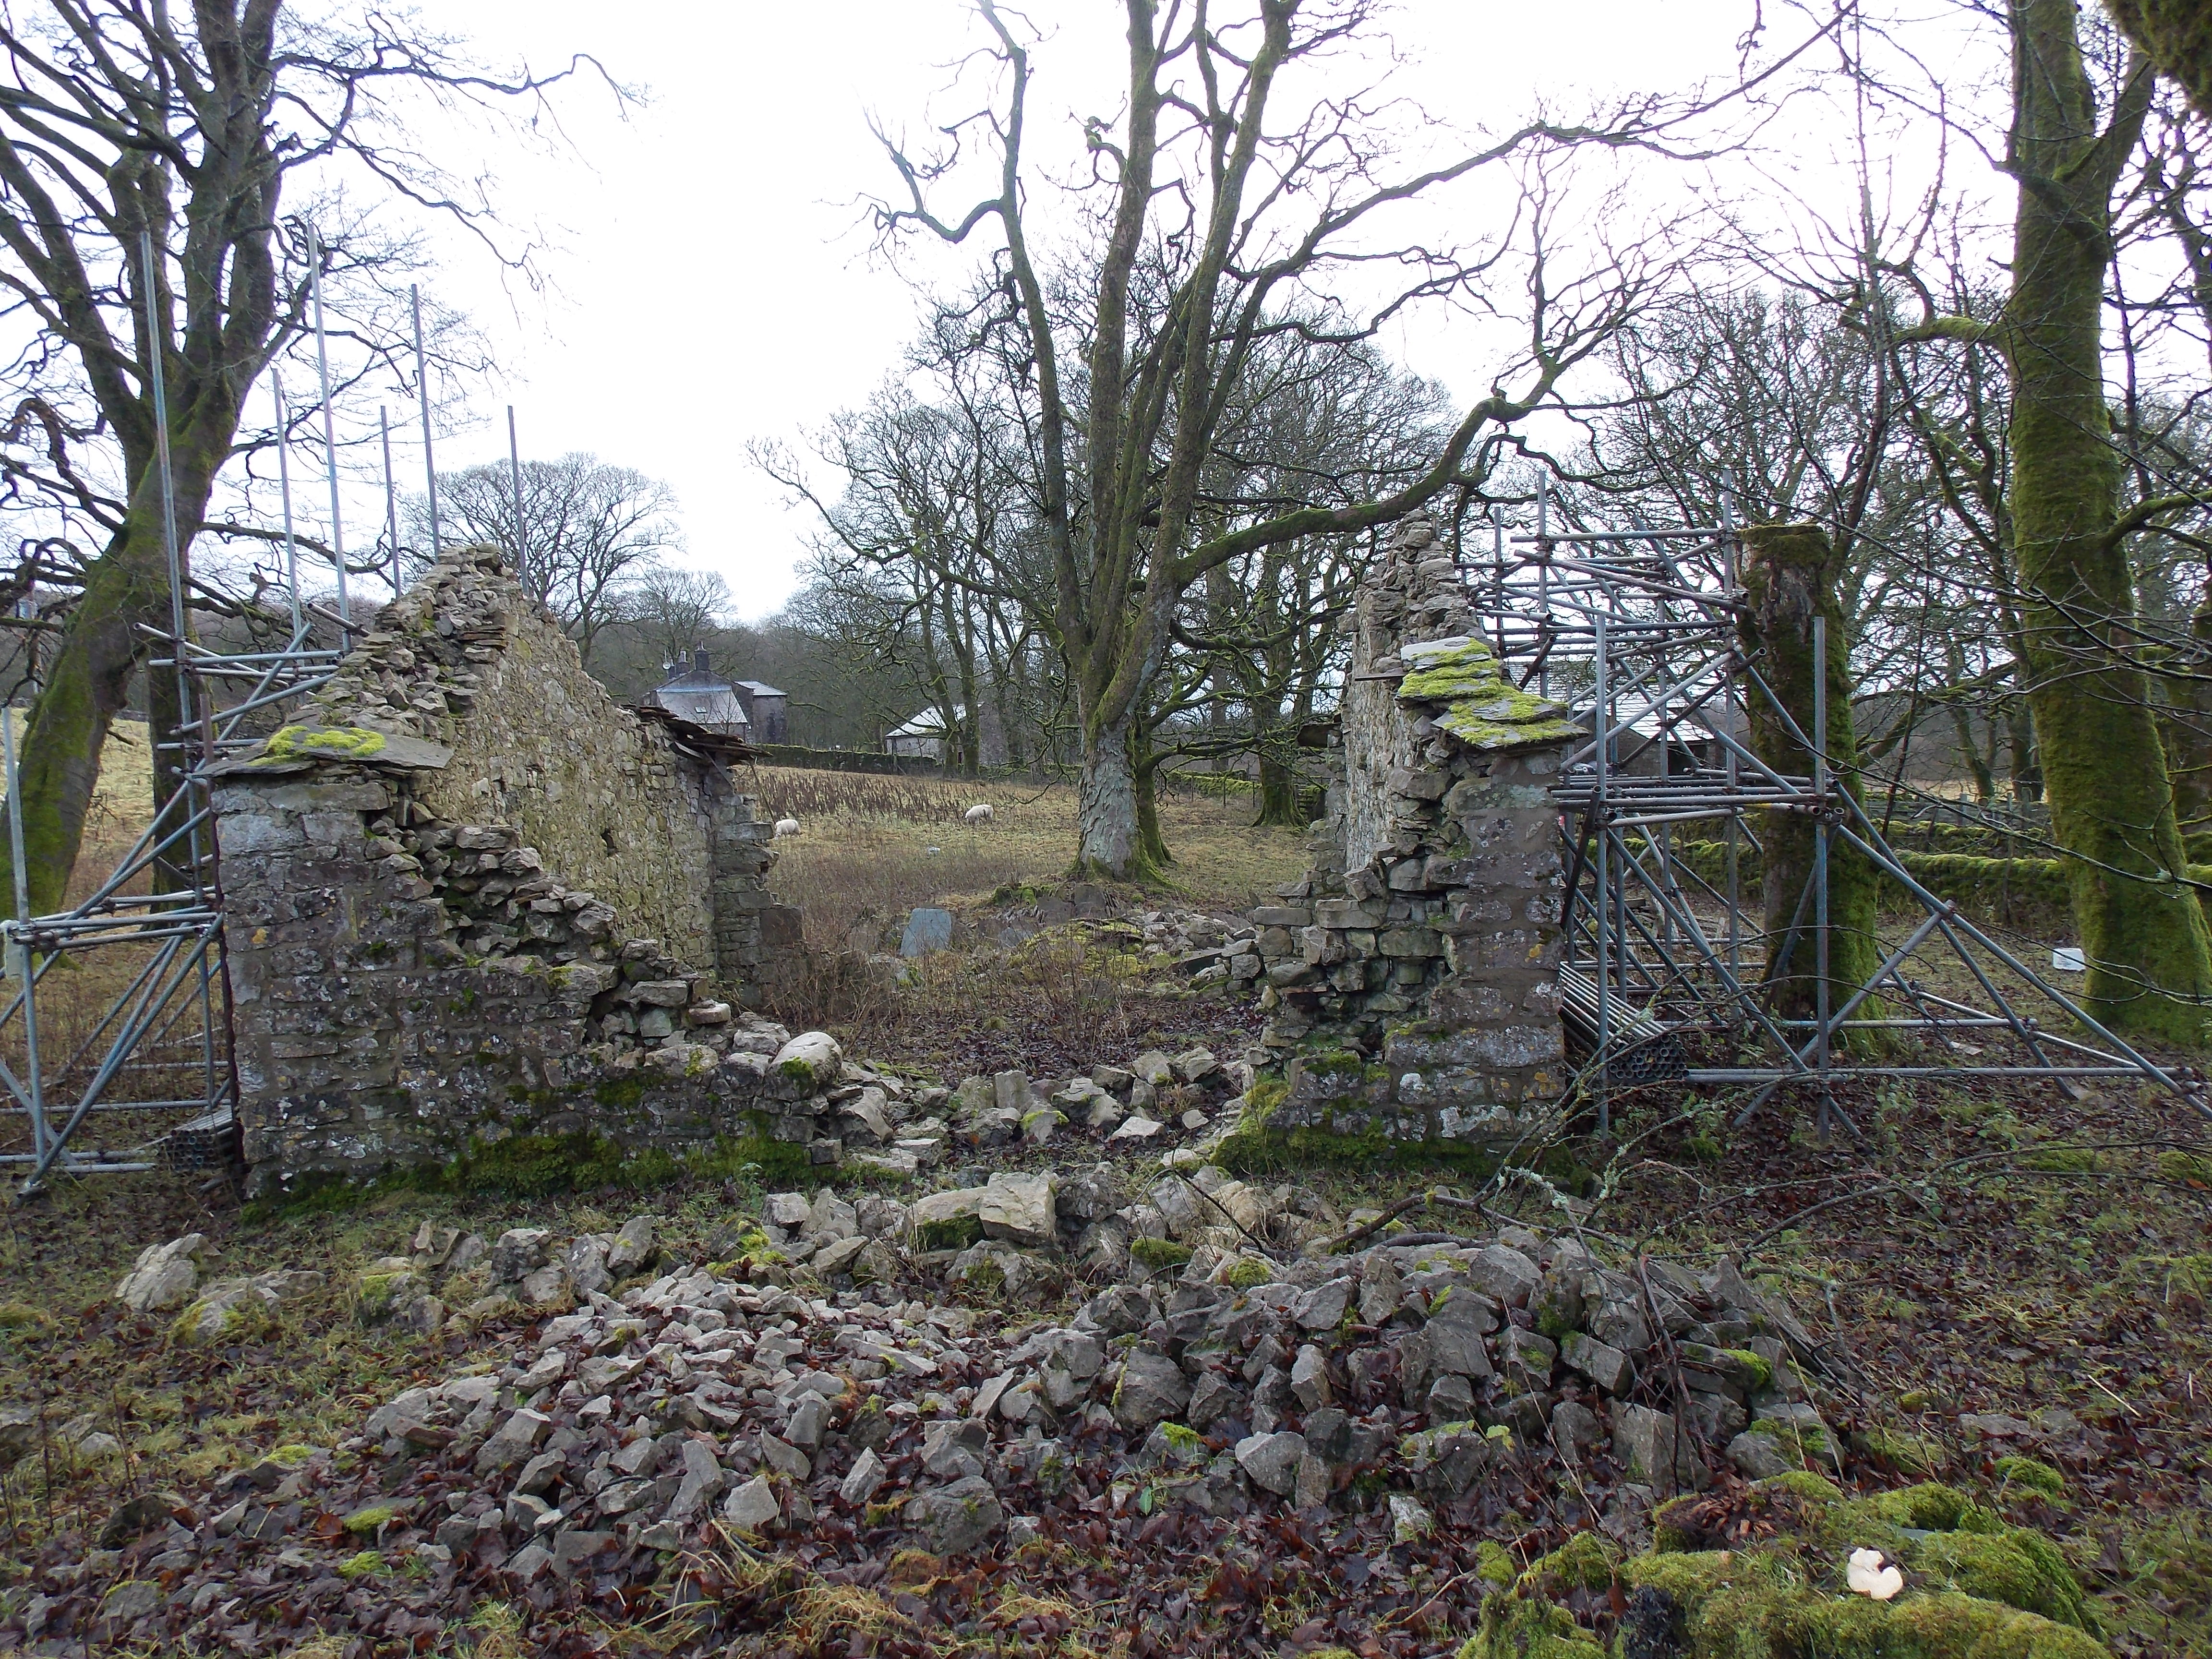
[1238, 515, 1583, 1155]
[306, 548, 740, 975]
[215, 547, 826, 1193]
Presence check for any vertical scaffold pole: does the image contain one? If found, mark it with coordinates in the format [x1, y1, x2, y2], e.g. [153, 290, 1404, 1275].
[1536, 478, 1551, 702]
[143, 232, 206, 903]
[1594, 609, 1611, 1135]
[3, 709, 45, 1167]
[381, 407, 402, 597]
[1490, 507, 1506, 660]
[307, 227, 349, 628]
[414, 287, 441, 564]
[1720, 497, 1742, 997]
[507, 406, 527, 588]
[274, 379, 302, 636]
[1813, 612, 1833, 1142]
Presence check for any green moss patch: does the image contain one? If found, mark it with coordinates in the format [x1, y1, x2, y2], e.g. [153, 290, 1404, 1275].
[260, 724, 388, 763]
[1130, 1238, 1194, 1272]
[1223, 1257, 1273, 1290]
[914, 1214, 985, 1253]
[1994, 1455, 2068, 1499]
[1496, 1480, 2111, 1659]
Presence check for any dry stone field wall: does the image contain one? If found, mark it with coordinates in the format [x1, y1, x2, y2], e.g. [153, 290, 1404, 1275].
[214, 548, 809, 1195]
[1237, 515, 1585, 1158]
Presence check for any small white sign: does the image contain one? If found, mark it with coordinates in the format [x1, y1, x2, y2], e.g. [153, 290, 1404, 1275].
[2051, 947, 2085, 972]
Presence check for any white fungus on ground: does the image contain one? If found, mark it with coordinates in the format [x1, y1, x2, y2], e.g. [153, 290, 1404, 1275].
[1848, 1549, 1904, 1600]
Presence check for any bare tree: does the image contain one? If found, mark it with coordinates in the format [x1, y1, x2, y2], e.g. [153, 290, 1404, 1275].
[872, 0, 1738, 879]
[0, 0, 609, 914]
[626, 564, 729, 677]
[409, 453, 678, 667]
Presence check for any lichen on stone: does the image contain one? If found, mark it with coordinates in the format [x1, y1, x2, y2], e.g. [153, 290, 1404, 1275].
[1396, 637, 1502, 700]
[1436, 700, 1589, 753]
[257, 724, 389, 763]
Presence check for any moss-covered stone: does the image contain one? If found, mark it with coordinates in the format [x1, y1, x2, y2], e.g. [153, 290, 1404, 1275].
[1915, 1527, 2098, 1632]
[1223, 1256, 1273, 1290]
[1130, 1238, 1193, 1272]
[1476, 1539, 1520, 1588]
[1854, 1426, 1945, 1476]
[1435, 702, 1588, 752]
[1457, 1594, 1607, 1659]
[1522, 1530, 1620, 1594]
[1619, 1549, 2108, 1659]
[354, 1270, 417, 1320]
[259, 723, 388, 763]
[1756, 1469, 1844, 1504]
[1488, 1481, 2110, 1659]
[1397, 638, 1500, 698]
[1721, 1348, 1775, 1390]
[1993, 1455, 2067, 1499]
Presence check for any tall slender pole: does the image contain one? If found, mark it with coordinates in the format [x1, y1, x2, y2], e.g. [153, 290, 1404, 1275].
[1490, 506, 1506, 660]
[413, 286, 441, 564]
[3, 709, 45, 1166]
[1813, 612, 1833, 1143]
[1721, 497, 1742, 1001]
[274, 380, 302, 636]
[1536, 476, 1551, 701]
[307, 227, 349, 627]
[380, 406, 402, 597]
[1594, 609, 1611, 1136]
[142, 234, 191, 709]
[142, 231, 204, 899]
[507, 405, 527, 588]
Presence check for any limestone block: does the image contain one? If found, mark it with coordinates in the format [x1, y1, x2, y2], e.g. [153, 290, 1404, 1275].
[977, 1173, 1056, 1247]
[771, 1032, 843, 1094]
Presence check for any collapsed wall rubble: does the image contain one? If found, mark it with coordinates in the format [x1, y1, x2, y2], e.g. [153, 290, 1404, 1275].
[1232, 514, 1583, 1158]
[35, 1186, 2105, 1659]
[215, 548, 824, 1194]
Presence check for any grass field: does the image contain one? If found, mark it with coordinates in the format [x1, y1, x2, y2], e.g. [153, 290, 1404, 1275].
[753, 767, 1311, 951]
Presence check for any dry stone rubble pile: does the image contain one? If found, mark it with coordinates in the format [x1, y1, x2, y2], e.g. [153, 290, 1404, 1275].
[27, 1174, 1875, 1657]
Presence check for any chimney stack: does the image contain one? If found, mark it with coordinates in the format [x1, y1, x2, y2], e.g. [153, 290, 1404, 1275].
[694, 648, 709, 676]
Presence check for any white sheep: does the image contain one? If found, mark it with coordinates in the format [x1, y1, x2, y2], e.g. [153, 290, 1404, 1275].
[773, 817, 801, 839]
[963, 803, 996, 826]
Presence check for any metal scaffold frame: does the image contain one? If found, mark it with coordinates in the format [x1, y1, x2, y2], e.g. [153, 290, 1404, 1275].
[0, 234, 489, 1198]
[1459, 496, 2212, 1136]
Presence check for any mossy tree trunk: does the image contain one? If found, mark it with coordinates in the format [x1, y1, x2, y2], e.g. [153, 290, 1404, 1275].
[1737, 523, 1886, 1032]
[2000, 1, 2211, 1037]
[2101, 0, 2212, 116]
[1131, 723, 1174, 874]
[1253, 740, 1309, 828]
[2160, 596, 2212, 841]
[9, 429, 226, 917]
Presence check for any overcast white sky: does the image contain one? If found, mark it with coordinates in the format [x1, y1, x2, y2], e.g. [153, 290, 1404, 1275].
[366, 1, 1993, 619]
